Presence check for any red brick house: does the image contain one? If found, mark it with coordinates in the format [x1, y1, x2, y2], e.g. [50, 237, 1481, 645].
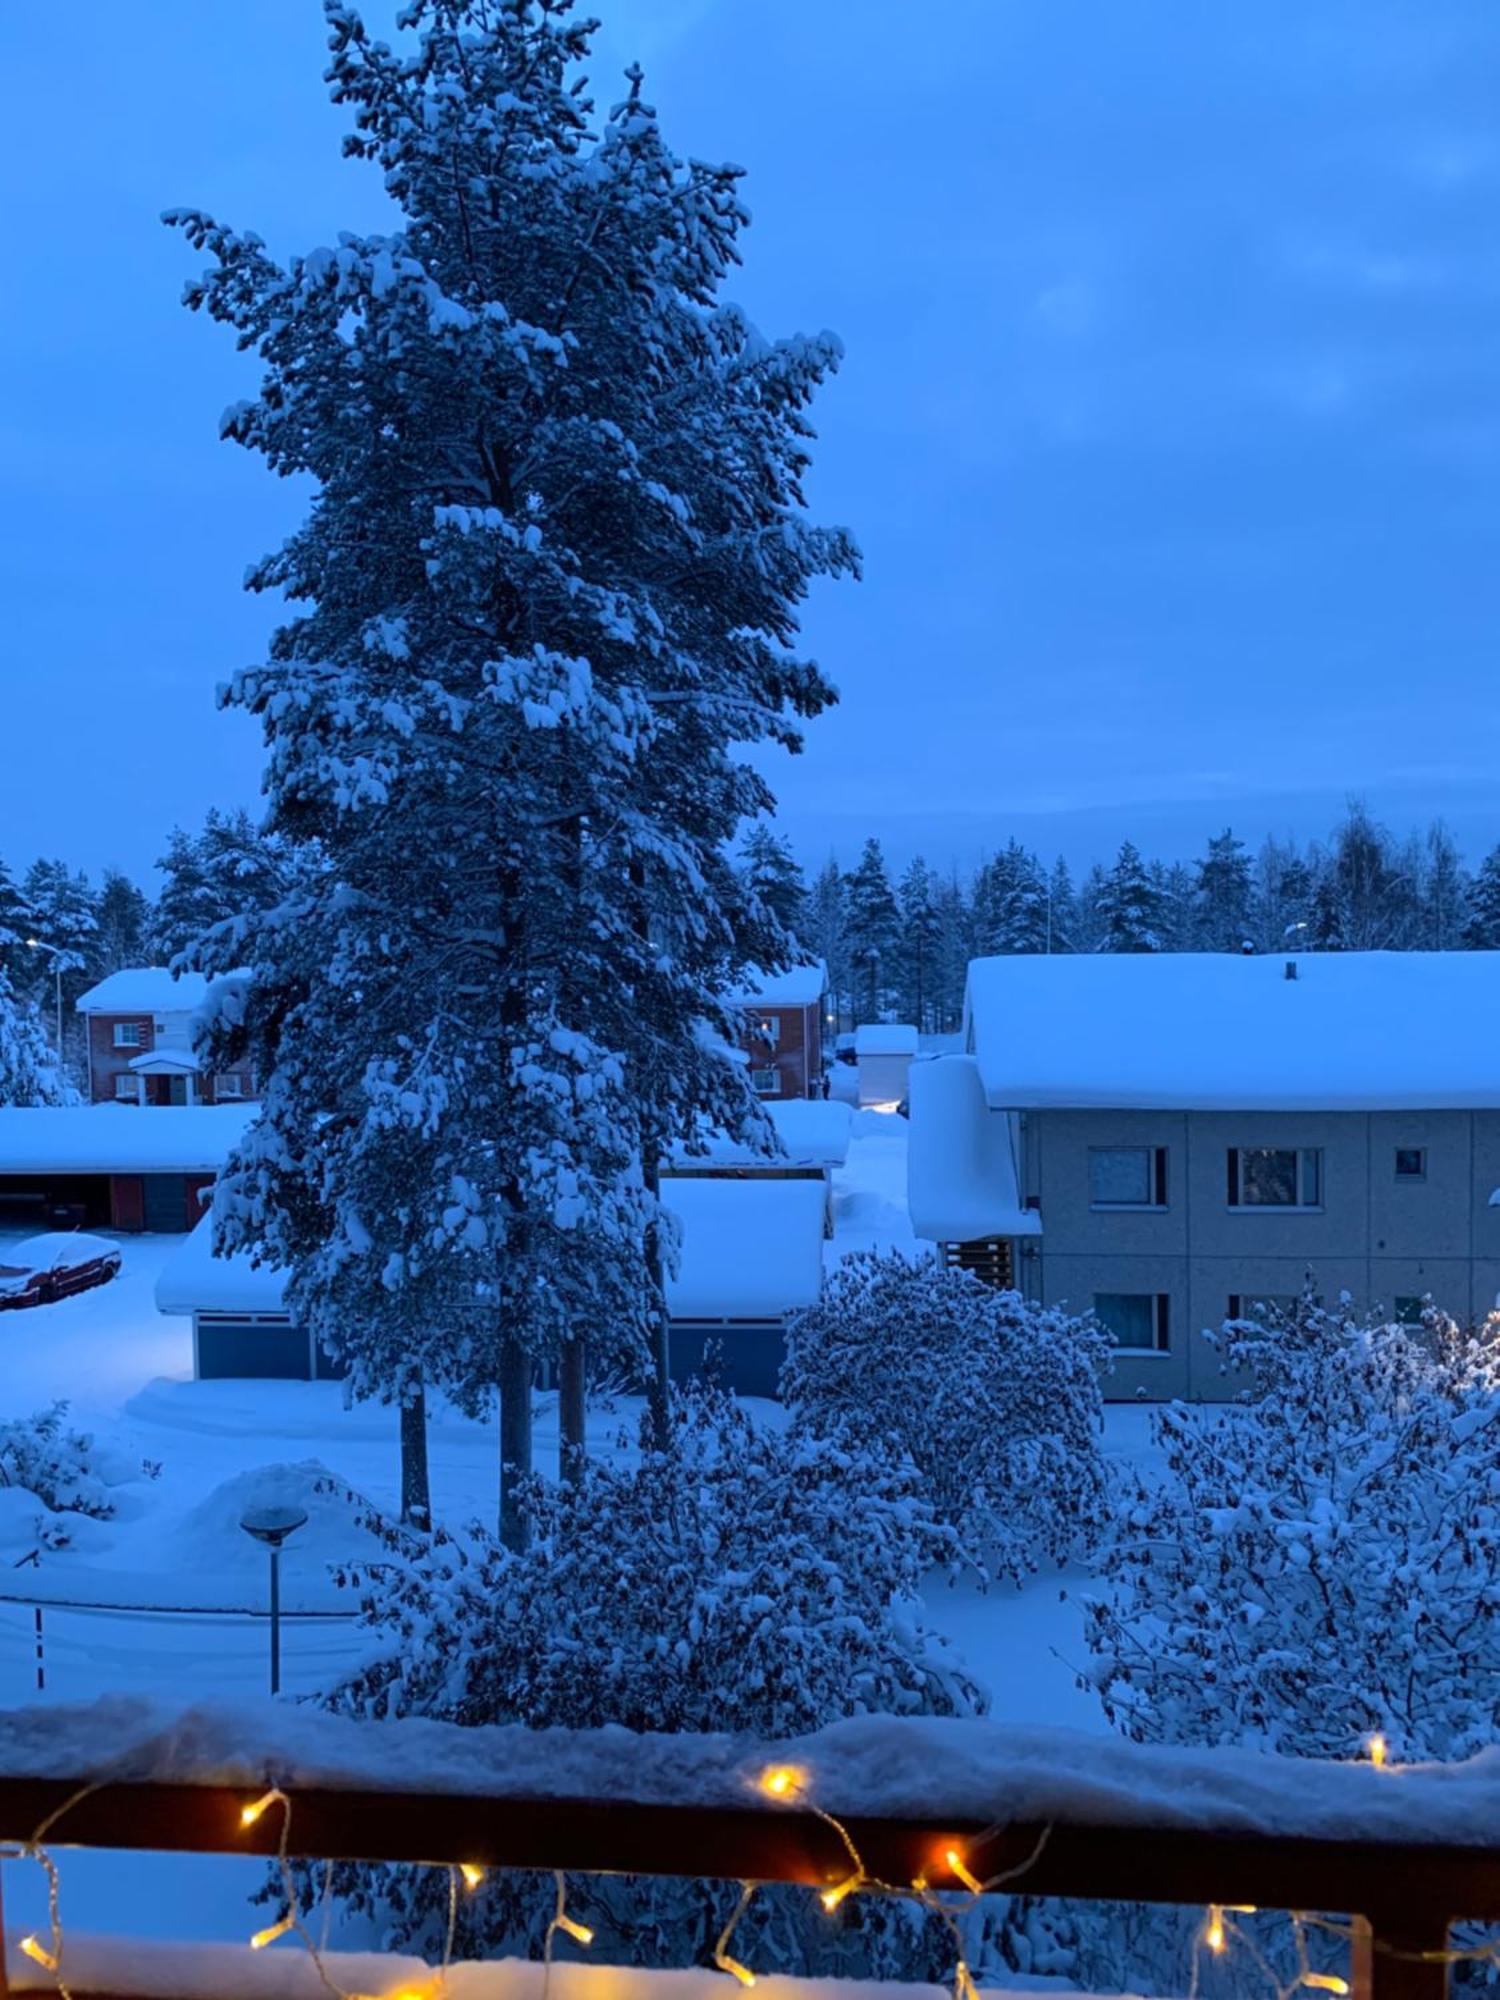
[726, 961, 828, 1100]
[75, 969, 256, 1108]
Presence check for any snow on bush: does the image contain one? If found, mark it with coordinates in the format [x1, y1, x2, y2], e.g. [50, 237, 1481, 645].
[295, 1385, 998, 1978]
[0, 1404, 151, 1548]
[1083, 1289, 1500, 1760]
[781, 1251, 1111, 1582]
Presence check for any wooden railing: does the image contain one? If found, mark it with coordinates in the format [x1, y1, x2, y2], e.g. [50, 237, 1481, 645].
[2, 1764, 1499, 2000]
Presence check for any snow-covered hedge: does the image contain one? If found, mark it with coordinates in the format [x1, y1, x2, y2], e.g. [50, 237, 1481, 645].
[1084, 1290, 1500, 1760]
[781, 1252, 1111, 1581]
[0, 1403, 148, 1548]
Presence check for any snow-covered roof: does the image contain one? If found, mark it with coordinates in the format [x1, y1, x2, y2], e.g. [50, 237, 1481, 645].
[127, 1048, 201, 1074]
[668, 1099, 853, 1171]
[906, 1055, 1042, 1243]
[0, 1105, 256, 1175]
[965, 950, 1500, 1111]
[725, 959, 827, 1011]
[74, 968, 212, 1015]
[854, 1022, 920, 1057]
[157, 1177, 828, 1324]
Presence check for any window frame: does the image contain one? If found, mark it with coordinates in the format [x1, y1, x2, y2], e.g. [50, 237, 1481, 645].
[1393, 1147, 1427, 1183]
[1226, 1146, 1324, 1211]
[112, 1021, 143, 1049]
[214, 1075, 245, 1101]
[1092, 1290, 1171, 1355]
[1394, 1295, 1426, 1327]
[112, 1074, 138, 1101]
[749, 1067, 781, 1096]
[1088, 1144, 1169, 1211]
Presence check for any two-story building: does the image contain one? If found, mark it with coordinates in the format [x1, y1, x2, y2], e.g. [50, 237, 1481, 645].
[909, 951, 1500, 1399]
[74, 970, 255, 1107]
[725, 961, 828, 1100]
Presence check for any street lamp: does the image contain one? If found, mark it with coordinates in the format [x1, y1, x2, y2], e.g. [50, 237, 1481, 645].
[240, 1505, 308, 1696]
[23, 939, 65, 1069]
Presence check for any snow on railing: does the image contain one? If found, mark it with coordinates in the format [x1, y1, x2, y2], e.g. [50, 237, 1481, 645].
[0, 1700, 1496, 2000]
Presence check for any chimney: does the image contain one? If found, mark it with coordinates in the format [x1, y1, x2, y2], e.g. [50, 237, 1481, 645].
[1284, 959, 1298, 981]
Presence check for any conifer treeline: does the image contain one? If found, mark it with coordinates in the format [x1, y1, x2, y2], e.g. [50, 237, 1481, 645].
[744, 803, 1500, 1033]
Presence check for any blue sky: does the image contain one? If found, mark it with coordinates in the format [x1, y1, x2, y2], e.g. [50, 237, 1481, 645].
[3, 2, 1498, 883]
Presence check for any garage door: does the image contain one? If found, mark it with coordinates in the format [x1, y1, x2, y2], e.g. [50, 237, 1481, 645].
[197, 1315, 310, 1380]
[142, 1175, 189, 1233]
[667, 1320, 786, 1399]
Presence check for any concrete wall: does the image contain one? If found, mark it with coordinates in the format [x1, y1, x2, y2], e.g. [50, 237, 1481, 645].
[1016, 1107, 1500, 1399]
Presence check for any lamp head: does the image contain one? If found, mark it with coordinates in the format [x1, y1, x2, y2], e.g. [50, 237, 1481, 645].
[239, 1505, 309, 1549]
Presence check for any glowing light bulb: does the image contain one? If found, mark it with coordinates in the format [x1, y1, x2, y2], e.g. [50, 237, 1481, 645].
[250, 1914, 296, 1951]
[461, 1863, 486, 1890]
[1367, 1734, 1389, 1770]
[715, 1952, 757, 1987]
[758, 1764, 805, 1800]
[555, 1913, 595, 1946]
[1302, 1977, 1350, 1995]
[20, 1936, 58, 1972]
[944, 1847, 983, 1895]
[820, 1875, 860, 1913]
[1205, 1908, 1226, 1953]
[956, 1960, 982, 2000]
[240, 1789, 280, 1828]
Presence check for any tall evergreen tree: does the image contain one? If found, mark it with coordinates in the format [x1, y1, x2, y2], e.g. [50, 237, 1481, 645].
[0, 971, 74, 1107]
[973, 840, 1048, 955]
[843, 837, 900, 1019]
[806, 857, 850, 1031]
[1095, 841, 1165, 952]
[1045, 856, 1077, 953]
[150, 811, 292, 964]
[896, 857, 943, 1031]
[93, 871, 152, 976]
[1192, 828, 1253, 951]
[739, 826, 807, 942]
[1419, 822, 1466, 951]
[1464, 844, 1500, 950]
[172, 0, 854, 1538]
[0, 858, 39, 984]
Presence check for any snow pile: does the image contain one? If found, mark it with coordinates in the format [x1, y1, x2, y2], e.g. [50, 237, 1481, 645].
[73, 968, 217, 1016]
[725, 961, 827, 1010]
[669, 1098, 852, 1170]
[853, 1023, 919, 1057]
[159, 1462, 388, 1598]
[2, 1697, 1500, 1847]
[906, 1056, 1040, 1244]
[965, 949, 1500, 1110]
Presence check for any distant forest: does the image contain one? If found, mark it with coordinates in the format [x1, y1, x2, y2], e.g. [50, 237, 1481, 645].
[4, 801, 1498, 1066]
[745, 801, 1500, 1033]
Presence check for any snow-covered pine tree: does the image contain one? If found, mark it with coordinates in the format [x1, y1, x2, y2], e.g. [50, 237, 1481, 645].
[931, 866, 976, 1025]
[806, 856, 850, 1030]
[0, 858, 39, 985]
[973, 841, 1048, 956]
[171, 0, 854, 1534]
[1464, 844, 1500, 949]
[896, 857, 943, 1030]
[782, 1251, 1111, 1582]
[149, 812, 294, 966]
[1192, 827, 1252, 950]
[1045, 857, 1076, 952]
[1094, 840, 1164, 952]
[92, 871, 151, 978]
[0, 970, 74, 1107]
[739, 826, 808, 942]
[843, 837, 900, 1019]
[1421, 821, 1468, 951]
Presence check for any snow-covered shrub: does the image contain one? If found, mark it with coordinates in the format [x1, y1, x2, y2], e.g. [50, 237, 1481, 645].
[0, 973, 75, 1107]
[1084, 1291, 1500, 1759]
[781, 1251, 1111, 1581]
[297, 1385, 992, 1977]
[0, 1404, 149, 1547]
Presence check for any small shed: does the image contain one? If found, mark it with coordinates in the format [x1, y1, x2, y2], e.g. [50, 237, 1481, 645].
[156, 1176, 829, 1397]
[663, 1099, 853, 1233]
[853, 1022, 920, 1110]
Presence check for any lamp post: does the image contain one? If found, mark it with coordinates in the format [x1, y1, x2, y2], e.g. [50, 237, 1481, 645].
[240, 1505, 308, 1696]
[23, 938, 65, 1070]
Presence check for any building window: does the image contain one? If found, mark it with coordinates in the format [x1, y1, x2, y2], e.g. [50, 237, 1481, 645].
[747, 1012, 781, 1047]
[215, 1075, 244, 1100]
[1227, 1147, 1322, 1208]
[1093, 1292, 1170, 1353]
[1394, 1296, 1426, 1326]
[113, 1074, 138, 1101]
[1089, 1145, 1168, 1209]
[749, 1068, 781, 1096]
[1394, 1148, 1426, 1181]
[1227, 1293, 1314, 1324]
[112, 1022, 143, 1049]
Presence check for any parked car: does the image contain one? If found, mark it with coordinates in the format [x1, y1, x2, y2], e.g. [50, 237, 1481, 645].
[0, 1234, 122, 1311]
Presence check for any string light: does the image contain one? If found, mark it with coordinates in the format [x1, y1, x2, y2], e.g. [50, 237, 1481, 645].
[250, 1913, 296, 1950]
[239, 1789, 282, 1828]
[944, 1846, 984, 1895]
[1366, 1734, 1389, 1770]
[954, 1959, 981, 2000]
[1302, 1976, 1349, 1995]
[1205, 1907, 1227, 1953]
[715, 1950, 758, 1987]
[19, 1934, 58, 1972]
[460, 1863, 486, 1890]
[820, 1874, 862, 1912]
[757, 1764, 806, 1800]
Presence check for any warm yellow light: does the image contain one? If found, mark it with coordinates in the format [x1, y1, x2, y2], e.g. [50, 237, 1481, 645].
[1302, 1977, 1350, 1995]
[955, 1960, 981, 2000]
[715, 1951, 757, 1987]
[20, 1936, 58, 1972]
[461, 1863, 486, 1890]
[240, 1789, 280, 1827]
[1205, 1908, 1226, 1953]
[1367, 1734, 1389, 1770]
[820, 1875, 860, 1912]
[945, 1847, 983, 1895]
[758, 1764, 805, 1800]
[250, 1914, 296, 1951]
[555, 1912, 595, 1946]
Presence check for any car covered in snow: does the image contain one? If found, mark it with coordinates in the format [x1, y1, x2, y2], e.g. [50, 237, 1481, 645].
[0, 1233, 122, 1310]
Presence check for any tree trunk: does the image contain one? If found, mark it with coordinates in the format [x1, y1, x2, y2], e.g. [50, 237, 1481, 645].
[559, 1338, 587, 1483]
[499, 1337, 533, 1552]
[643, 1156, 672, 1450]
[399, 1372, 431, 1532]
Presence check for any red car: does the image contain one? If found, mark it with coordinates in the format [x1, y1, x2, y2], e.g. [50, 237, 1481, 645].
[0, 1233, 122, 1310]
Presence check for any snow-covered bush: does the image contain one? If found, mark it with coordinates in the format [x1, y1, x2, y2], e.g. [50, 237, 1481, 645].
[781, 1252, 1111, 1581]
[0, 1404, 149, 1547]
[295, 1385, 993, 1976]
[1084, 1291, 1500, 1759]
[0, 973, 74, 1107]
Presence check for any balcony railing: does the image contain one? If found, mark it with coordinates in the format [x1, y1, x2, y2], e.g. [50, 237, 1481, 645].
[0, 1703, 1497, 2000]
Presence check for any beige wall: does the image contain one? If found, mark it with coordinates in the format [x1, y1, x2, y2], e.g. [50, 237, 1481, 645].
[1017, 1107, 1500, 1400]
